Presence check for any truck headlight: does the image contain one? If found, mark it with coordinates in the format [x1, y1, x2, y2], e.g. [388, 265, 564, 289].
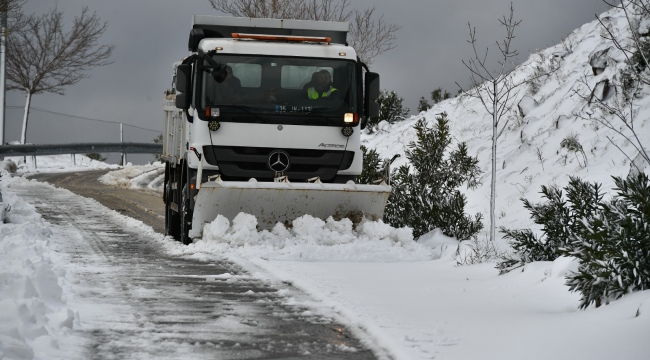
[344, 113, 358, 125]
[206, 107, 220, 118]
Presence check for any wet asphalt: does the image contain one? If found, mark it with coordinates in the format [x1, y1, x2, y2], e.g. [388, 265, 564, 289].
[20, 171, 379, 359]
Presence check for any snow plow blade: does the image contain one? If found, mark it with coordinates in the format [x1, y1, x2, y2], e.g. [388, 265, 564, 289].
[189, 180, 391, 238]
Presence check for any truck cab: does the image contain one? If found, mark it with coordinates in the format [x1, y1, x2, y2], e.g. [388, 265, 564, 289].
[163, 16, 383, 244]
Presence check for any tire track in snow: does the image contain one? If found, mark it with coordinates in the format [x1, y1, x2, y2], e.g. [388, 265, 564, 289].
[13, 177, 377, 359]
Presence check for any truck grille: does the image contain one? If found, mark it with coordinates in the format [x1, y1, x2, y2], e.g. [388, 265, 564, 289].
[202, 146, 354, 182]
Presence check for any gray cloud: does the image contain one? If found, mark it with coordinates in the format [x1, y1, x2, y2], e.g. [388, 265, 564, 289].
[6, 0, 612, 163]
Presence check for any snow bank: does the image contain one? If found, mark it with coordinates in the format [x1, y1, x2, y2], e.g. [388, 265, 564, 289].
[165, 213, 435, 262]
[7, 154, 118, 176]
[98, 162, 164, 191]
[261, 254, 650, 360]
[0, 176, 79, 360]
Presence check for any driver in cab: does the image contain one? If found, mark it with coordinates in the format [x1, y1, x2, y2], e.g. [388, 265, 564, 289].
[306, 70, 338, 99]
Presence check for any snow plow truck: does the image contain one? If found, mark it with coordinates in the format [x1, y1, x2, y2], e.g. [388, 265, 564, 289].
[162, 15, 391, 244]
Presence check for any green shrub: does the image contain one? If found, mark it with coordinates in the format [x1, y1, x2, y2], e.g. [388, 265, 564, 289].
[367, 90, 409, 132]
[358, 145, 384, 184]
[86, 153, 107, 162]
[384, 112, 483, 240]
[498, 177, 604, 274]
[566, 173, 650, 309]
[417, 97, 431, 113]
[431, 87, 451, 104]
[499, 174, 650, 309]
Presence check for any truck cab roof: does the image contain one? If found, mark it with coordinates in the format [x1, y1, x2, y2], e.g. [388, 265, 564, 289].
[198, 38, 357, 61]
[189, 15, 351, 53]
[193, 15, 348, 41]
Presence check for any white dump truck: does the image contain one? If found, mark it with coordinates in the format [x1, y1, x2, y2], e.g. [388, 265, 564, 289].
[162, 15, 391, 244]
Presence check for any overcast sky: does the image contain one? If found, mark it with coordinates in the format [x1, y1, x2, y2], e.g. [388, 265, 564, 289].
[5, 0, 612, 163]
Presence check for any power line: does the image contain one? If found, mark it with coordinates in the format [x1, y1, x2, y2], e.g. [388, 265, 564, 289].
[7, 106, 162, 133]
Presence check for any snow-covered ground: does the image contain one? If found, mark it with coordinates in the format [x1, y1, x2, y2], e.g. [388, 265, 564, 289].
[0, 178, 83, 359]
[3, 5, 650, 360]
[98, 162, 164, 191]
[4, 166, 648, 359]
[3, 154, 119, 176]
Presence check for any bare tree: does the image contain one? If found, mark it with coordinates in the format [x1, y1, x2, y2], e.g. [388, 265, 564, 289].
[0, 0, 25, 32]
[572, 0, 650, 171]
[458, 3, 556, 242]
[206, 0, 400, 65]
[6, 7, 114, 144]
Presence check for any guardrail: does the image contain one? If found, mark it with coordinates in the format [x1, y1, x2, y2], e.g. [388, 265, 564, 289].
[0, 143, 163, 168]
[0, 142, 162, 156]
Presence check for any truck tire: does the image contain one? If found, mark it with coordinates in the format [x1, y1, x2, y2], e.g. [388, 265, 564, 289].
[179, 184, 193, 245]
[164, 175, 180, 240]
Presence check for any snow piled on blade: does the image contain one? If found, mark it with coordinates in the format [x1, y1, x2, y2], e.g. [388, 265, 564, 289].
[184, 213, 433, 262]
[0, 177, 80, 360]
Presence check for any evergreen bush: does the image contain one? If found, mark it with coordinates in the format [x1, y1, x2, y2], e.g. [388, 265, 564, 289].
[358, 145, 384, 184]
[566, 173, 650, 309]
[621, 38, 650, 103]
[384, 112, 483, 240]
[417, 97, 431, 113]
[497, 177, 604, 274]
[499, 174, 650, 309]
[431, 87, 451, 104]
[85, 153, 107, 162]
[367, 90, 409, 132]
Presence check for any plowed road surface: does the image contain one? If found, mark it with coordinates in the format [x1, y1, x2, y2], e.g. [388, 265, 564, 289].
[22, 170, 377, 359]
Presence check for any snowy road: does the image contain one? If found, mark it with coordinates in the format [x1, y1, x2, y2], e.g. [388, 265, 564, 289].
[18, 172, 377, 359]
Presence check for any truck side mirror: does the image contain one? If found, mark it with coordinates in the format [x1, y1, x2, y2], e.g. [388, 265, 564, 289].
[175, 64, 192, 110]
[212, 65, 228, 84]
[364, 72, 380, 118]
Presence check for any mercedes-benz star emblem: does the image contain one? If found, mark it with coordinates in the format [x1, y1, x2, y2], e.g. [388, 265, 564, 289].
[268, 151, 290, 172]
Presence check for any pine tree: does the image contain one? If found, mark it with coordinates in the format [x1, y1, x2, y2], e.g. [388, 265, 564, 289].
[384, 113, 483, 240]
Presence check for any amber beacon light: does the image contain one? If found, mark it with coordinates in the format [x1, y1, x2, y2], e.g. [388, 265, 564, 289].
[232, 33, 331, 43]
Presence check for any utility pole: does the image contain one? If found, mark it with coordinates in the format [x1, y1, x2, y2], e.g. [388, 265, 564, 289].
[0, 9, 7, 146]
[120, 122, 125, 166]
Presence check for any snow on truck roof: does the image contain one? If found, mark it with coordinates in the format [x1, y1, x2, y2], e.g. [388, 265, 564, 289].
[191, 15, 349, 45]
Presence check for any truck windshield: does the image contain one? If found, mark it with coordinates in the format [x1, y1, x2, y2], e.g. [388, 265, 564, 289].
[201, 55, 357, 122]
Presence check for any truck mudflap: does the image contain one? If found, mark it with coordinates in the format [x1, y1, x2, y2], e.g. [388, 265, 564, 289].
[188, 179, 391, 238]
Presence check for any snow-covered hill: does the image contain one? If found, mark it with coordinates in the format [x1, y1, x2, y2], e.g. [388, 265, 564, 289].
[363, 5, 650, 239]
